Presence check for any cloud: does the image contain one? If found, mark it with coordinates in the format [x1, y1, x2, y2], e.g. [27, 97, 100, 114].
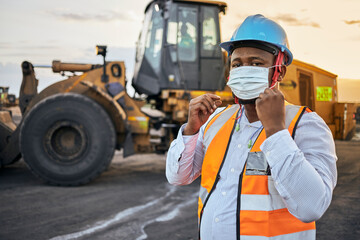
[347, 34, 360, 41]
[0, 46, 59, 53]
[344, 20, 360, 27]
[272, 14, 320, 28]
[48, 10, 137, 22]
[0, 40, 59, 50]
[0, 42, 12, 48]
[234, 13, 320, 28]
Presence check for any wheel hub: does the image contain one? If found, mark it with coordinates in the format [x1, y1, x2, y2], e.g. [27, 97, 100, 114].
[44, 121, 87, 163]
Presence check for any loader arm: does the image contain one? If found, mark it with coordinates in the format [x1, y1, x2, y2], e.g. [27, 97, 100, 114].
[19, 61, 38, 115]
[0, 61, 39, 166]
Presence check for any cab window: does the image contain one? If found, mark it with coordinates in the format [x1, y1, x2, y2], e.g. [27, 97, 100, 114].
[143, 6, 164, 74]
[201, 6, 220, 57]
[177, 6, 197, 62]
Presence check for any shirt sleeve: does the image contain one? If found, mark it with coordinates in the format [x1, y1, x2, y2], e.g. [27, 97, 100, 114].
[165, 123, 205, 185]
[260, 111, 337, 223]
[166, 107, 226, 186]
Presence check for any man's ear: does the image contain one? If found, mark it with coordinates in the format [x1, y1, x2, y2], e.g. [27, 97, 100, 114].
[279, 66, 287, 81]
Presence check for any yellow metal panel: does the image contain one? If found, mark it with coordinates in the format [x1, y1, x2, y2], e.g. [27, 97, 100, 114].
[127, 116, 149, 134]
[292, 59, 337, 78]
[64, 73, 88, 93]
[190, 90, 233, 98]
[282, 59, 337, 124]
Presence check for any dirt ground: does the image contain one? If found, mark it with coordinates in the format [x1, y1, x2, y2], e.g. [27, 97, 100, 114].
[0, 139, 359, 240]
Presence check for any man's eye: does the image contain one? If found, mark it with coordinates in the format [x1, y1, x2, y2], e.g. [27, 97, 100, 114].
[252, 62, 262, 66]
[231, 63, 241, 68]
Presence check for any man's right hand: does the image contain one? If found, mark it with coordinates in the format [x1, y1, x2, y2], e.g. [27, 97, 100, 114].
[183, 94, 222, 135]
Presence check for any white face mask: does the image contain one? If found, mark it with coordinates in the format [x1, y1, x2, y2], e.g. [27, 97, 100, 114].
[227, 66, 278, 100]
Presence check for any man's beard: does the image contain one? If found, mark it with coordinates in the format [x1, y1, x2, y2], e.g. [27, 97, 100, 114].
[232, 93, 257, 105]
[237, 98, 257, 105]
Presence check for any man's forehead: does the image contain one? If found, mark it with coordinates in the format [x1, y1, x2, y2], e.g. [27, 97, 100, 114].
[231, 47, 274, 61]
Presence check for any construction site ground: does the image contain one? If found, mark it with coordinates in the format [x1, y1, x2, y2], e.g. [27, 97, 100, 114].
[0, 128, 359, 240]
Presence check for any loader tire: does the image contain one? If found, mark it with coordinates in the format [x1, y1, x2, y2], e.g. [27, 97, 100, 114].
[20, 93, 116, 186]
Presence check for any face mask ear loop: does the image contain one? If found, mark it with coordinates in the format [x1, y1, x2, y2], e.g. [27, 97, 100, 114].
[270, 52, 284, 88]
[235, 103, 243, 120]
[234, 96, 243, 120]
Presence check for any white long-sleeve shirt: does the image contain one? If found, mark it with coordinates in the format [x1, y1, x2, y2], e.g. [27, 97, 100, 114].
[166, 107, 337, 240]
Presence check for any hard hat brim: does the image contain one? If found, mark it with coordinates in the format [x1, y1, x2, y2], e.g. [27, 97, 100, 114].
[220, 39, 293, 66]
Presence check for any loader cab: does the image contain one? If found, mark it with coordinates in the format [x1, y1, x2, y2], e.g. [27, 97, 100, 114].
[132, 0, 227, 96]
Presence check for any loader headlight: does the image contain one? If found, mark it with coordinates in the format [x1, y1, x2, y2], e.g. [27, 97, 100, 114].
[96, 45, 107, 57]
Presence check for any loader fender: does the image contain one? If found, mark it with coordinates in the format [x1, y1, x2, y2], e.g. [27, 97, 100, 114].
[80, 80, 134, 155]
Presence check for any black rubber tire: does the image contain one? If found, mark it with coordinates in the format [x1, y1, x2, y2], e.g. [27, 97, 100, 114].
[20, 93, 116, 186]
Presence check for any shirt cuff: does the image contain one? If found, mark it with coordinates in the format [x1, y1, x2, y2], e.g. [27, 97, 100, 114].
[260, 129, 299, 167]
[180, 123, 199, 155]
[167, 124, 199, 174]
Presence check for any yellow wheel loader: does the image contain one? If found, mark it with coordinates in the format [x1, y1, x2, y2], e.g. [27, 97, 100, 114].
[0, 1, 232, 185]
[0, 0, 355, 185]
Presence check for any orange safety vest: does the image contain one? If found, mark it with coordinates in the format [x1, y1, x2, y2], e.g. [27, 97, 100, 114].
[198, 104, 315, 239]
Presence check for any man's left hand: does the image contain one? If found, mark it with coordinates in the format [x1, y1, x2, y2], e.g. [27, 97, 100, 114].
[255, 88, 286, 138]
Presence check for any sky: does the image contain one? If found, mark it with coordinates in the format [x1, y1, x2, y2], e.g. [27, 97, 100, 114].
[0, 0, 359, 96]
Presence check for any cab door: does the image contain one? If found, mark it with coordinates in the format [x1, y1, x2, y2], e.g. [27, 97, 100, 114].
[162, 2, 224, 91]
[199, 6, 225, 91]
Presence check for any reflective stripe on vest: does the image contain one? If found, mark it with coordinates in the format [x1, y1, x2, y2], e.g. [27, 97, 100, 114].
[238, 230, 315, 240]
[198, 104, 315, 239]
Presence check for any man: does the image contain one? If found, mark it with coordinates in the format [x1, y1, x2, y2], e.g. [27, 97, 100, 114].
[179, 23, 194, 48]
[166, 14, 337, 240]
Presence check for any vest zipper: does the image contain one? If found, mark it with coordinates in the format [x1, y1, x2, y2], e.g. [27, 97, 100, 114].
[198, 108, 240, 240]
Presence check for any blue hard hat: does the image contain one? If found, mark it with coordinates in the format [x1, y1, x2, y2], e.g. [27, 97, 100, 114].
[220, 14, 293, 65]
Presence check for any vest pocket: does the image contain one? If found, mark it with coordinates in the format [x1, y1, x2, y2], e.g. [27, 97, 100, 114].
[245, 151, 271, 175]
